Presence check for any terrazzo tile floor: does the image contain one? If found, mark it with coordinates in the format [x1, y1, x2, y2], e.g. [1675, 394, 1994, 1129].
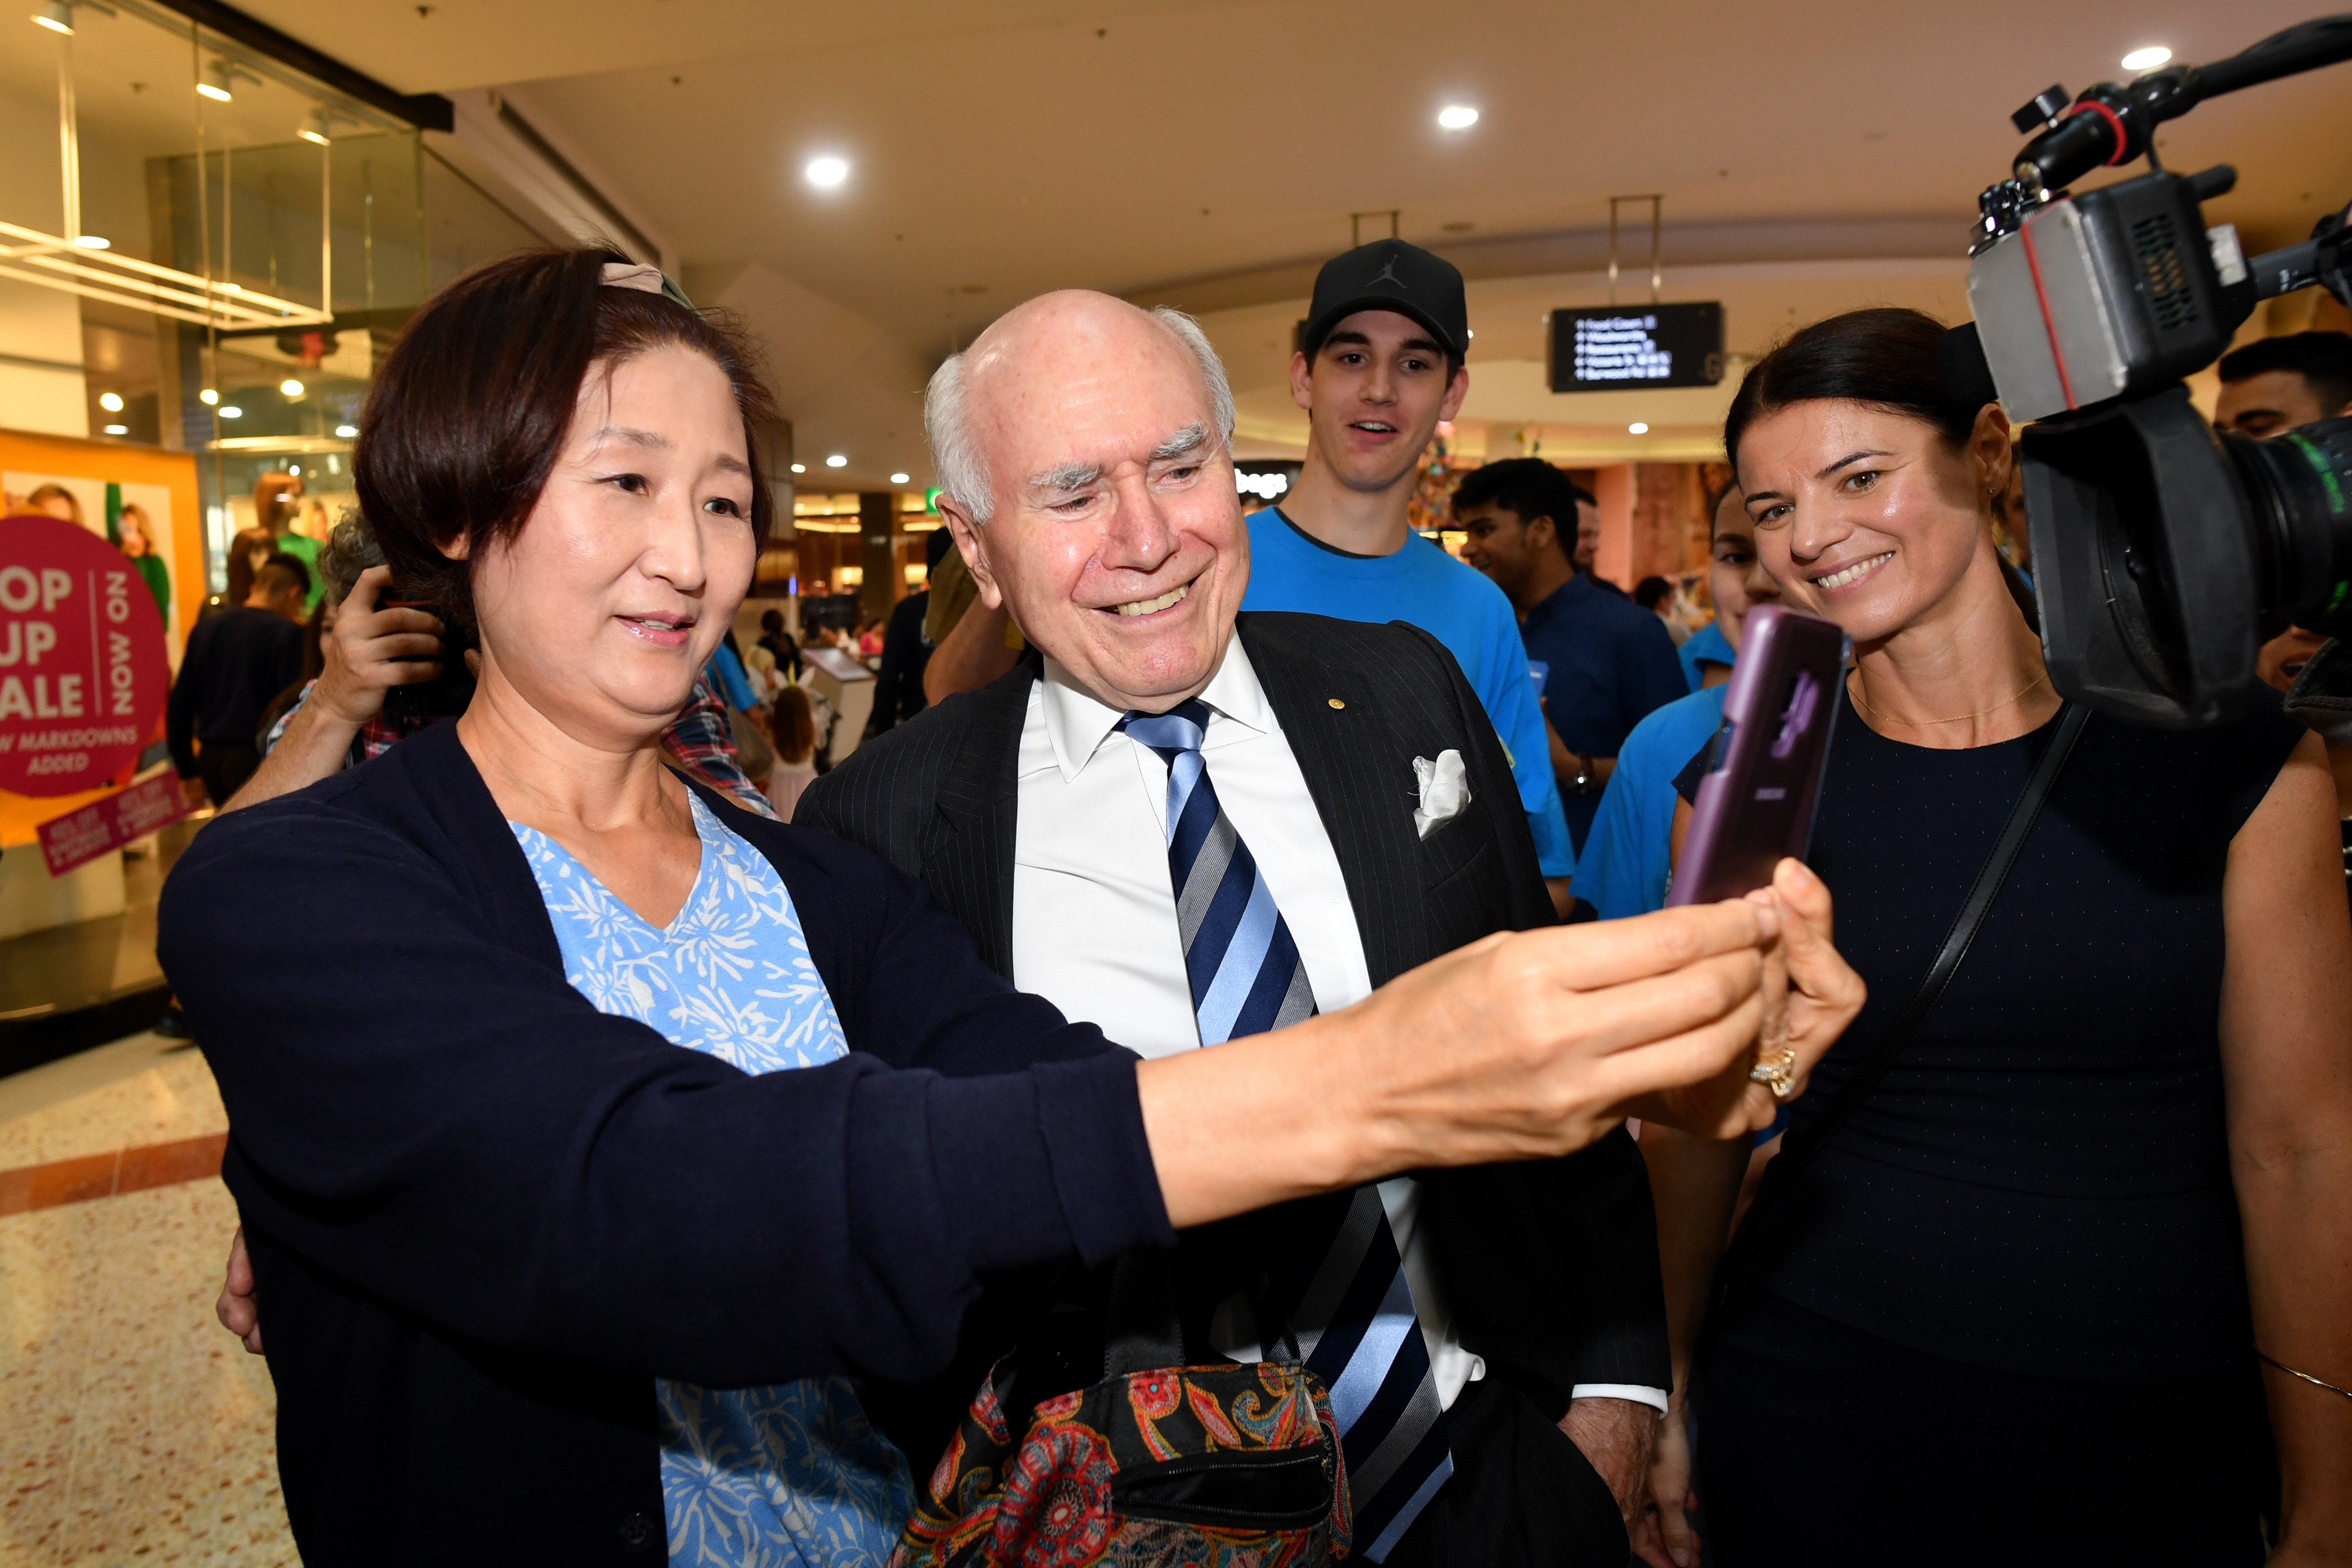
[0, 1032, 292, 1566]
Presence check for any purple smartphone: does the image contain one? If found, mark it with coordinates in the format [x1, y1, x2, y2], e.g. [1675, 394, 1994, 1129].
[1666, 605, 1849, 907]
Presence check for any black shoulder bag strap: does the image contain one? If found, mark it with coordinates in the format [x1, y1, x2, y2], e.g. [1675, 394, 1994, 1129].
[1714, 701, 2091, 1307]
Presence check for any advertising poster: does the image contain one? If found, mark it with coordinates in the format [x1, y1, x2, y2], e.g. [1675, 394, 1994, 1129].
[0, 430, 201, 859]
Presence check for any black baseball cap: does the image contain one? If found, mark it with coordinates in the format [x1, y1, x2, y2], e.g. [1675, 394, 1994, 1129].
[1300, 238, 1470, 364]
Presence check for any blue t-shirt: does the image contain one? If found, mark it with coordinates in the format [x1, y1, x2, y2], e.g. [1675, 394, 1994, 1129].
[1677, 620, 1736, 693]
[512, 793, 914, 1566]
[1241, 507, 1574, 878]
[1518, 573, 1688, 855]
[1573, 683, 1729, 921]
[708, 641, 759, 713]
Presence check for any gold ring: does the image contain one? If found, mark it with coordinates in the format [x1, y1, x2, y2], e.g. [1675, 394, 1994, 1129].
[1748, 1049, 1798, 1099]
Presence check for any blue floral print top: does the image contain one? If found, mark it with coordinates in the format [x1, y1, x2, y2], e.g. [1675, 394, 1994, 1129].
[511, 792, 914, 1567]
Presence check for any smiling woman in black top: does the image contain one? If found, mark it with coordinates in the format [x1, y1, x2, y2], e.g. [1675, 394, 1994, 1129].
[1635, 309, 2352, 1568]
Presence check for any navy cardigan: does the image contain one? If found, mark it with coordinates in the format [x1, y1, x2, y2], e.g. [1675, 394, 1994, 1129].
[158, 720, 1173, 1563]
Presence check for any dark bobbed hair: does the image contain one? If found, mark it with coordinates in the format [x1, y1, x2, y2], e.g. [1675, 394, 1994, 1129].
[255, 552, 310, 600]
[1633, 575, 1673, 610]
[2217, 329, 2352, 412]
[1723, 307, 1982, 471]
[1451, 456, 1582, 557]
[356, 247, 778, 629]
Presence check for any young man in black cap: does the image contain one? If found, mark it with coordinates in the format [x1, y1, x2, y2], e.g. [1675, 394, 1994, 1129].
[1238, 238, 1577, 905]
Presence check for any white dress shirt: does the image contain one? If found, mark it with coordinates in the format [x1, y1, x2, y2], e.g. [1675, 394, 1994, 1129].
[1010, 634, 1665, 1416]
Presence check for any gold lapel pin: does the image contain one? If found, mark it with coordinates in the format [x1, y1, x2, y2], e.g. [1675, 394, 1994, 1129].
[1327, 697, 1346, 710]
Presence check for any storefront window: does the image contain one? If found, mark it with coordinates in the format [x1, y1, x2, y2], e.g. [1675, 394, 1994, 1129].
[1, 0, 548, 593]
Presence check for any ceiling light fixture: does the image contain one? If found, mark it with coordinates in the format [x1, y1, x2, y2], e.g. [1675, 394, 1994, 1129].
[197, 57, 234, 101]
[804, 155, 850, 190]
[72, 234, 109, 250]
[103, 423, 127, 435]
[335, 424, 358, 438]
[287, 463, 300, 476]
[1628, 421, 1649, 435]
[789, 462, 806, 474]
[298, 107, 333, 145]
[825, 454, 848, 468]
[198, 387, 218, 405]
[32, 1, 76, 34]
[98, 390, 122, 412]
[889, 472, 910, 484]
[2122, 45, 2172, 71]
[218, 405, 241, 419]
[280, 378, 304, 397]
[1437, 105, 1479, 130]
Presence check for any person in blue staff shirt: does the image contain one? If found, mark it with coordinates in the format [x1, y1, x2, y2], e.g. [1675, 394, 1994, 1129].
[1454, 458, 1686, 859]
[1240, 238, 1576, 914]
[1574, 485, 1781, 922]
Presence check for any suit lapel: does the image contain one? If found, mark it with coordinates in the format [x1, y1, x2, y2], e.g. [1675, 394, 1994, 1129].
[1240, 618, 1427, 989]
[923, 661, 1036, 981]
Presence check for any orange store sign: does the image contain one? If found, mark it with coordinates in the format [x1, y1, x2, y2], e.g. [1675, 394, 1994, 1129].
[0, 514, 169, 796]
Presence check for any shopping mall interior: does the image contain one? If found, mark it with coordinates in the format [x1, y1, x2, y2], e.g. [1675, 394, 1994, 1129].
[1, 0, 2349, 1562]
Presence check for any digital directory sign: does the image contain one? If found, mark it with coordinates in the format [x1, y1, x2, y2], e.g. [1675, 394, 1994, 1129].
[1547, 303, 1725, 392]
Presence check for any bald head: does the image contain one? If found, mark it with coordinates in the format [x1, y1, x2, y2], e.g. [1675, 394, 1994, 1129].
[920, 289, 1252, 716]
[926, 291, 1235, 523]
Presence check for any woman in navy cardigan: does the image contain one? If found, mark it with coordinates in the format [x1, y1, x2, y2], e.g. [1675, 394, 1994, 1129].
[159, 249, 1854, 1564]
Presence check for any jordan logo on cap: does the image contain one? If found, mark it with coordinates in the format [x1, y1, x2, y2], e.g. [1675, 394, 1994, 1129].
[1368, 259, 1407, 288]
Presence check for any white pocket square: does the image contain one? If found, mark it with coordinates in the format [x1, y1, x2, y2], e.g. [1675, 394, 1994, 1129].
[1412, 750, 1470, 840]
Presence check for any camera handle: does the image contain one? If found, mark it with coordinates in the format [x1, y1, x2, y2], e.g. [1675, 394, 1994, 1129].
[1977, 15, 2352, 248]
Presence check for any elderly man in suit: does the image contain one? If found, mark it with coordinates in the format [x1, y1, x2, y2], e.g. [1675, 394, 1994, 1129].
[799, 292, 1671, 1566]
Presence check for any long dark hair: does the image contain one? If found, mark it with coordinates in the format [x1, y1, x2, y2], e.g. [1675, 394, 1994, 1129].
[1723, 307, 1980, 470]
[355, 248, 779, 629]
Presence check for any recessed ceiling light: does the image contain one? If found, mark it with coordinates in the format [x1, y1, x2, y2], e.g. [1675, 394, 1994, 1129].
[2122, 45, 2172, 71]
[1437, 105, 1479, 131]
[789, 461, 806, 474]
[805, 155, 850, 190]
[825, 454, 848, 468]
[98, 391, 123, 412]
[103, 424, 127, 435]
[288, 463, 301, 476]
[218, 405, 242, 419]
[72, 234, 108, 250]
[1628, 421, 1649, 435]
[889, 472, 910, 484]
[280, 378, 304, 397]
[32, 2, 72, 35]
[335, 424, 358, 438]
[199, 387, 218, 405]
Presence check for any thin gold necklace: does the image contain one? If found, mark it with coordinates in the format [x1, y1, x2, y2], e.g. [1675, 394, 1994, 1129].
[1849, 667, 2050, 726]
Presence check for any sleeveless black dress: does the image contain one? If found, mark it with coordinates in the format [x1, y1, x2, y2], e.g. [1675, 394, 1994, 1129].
[1683, 688, 2304, 1566]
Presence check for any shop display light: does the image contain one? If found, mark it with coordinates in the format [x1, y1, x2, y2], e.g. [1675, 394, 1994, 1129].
[197, 58, 234, 101]
[32, 1, 76, 35]
[298, 107, 333, 145]
[280, 378, 305, 397]
[98, 390, 122, 411]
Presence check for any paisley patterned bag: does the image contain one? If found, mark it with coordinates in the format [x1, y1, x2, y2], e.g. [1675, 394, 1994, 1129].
[892, 1254, 1350, 1568]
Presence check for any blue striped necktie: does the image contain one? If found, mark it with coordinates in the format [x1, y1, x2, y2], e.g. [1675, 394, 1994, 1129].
[1120, 700, 1453, 1560]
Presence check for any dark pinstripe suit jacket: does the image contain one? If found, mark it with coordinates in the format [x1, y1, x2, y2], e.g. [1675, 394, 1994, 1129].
[799, 611, 1669, 1417]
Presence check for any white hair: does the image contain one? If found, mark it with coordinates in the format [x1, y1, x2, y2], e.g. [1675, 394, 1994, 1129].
[925, 303, 1236, 524]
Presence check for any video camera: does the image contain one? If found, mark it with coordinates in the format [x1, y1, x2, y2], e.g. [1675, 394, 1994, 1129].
[1944, 16, 2352, 727]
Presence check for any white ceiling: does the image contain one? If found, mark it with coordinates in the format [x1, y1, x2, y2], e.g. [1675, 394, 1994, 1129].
[197, 0, 2352, 481]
